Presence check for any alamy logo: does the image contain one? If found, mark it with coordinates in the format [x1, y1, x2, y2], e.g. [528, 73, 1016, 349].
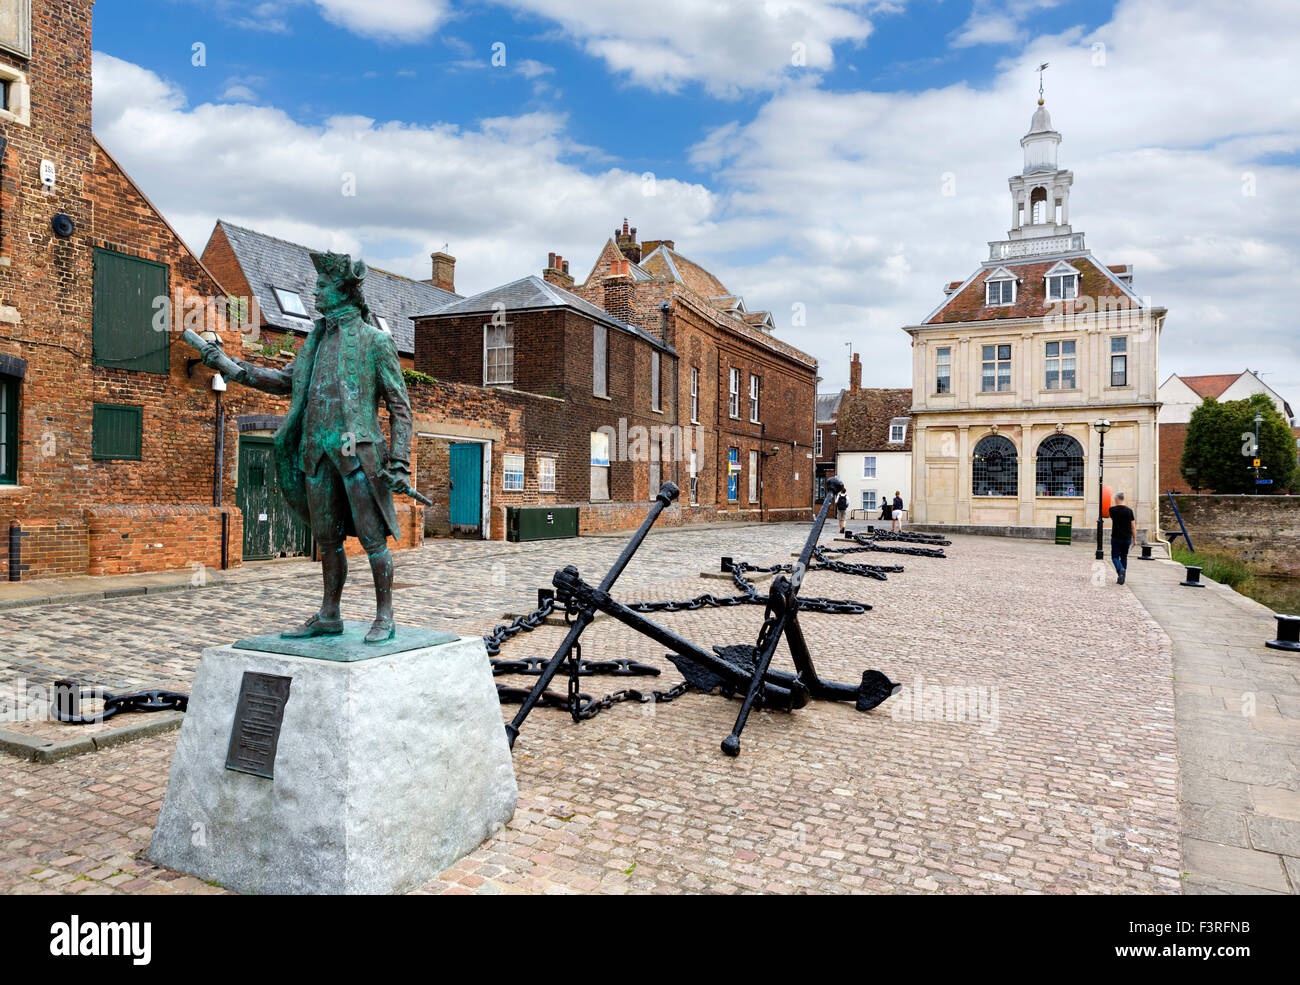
[49, 916, 151, 966]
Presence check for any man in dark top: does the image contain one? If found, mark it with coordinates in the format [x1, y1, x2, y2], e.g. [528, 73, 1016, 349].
[1109, 491, 1136, 585]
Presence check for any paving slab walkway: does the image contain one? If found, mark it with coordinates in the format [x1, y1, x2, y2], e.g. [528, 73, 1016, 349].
[1126, 559, 1300, 894]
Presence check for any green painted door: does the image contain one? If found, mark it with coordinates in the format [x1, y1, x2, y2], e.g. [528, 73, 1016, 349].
[238, 437, 309, 560]
[449, 442, 482, 529]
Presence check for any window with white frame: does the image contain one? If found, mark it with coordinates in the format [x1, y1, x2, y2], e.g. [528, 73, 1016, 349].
[729, 368, 740, 418]
[483, 323, 514, 385]
[863, 455, 877, 479]
[889, 422, 906, 444]
[936, 346, 951, 394]
[593, 324, 608, 397]
[814, 428, 823, 457]
[1046, 273, 1078, 301]
[981, 344, 1012, 392]
[749, 374, 760, 422]
[861, 490, 877, 513]
[651, 351, 661, 410]
[590, 431, 610, 500]
[503, 453, 525, 491]
[986, 278, 1015, 306]
[1045, 339, 1077, 390]
[1110, 336, 1128, 386]
[538, 456, 556, 493]
[690, 367, 699, 422]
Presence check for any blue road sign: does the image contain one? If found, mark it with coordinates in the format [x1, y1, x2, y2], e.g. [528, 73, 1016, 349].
[1256, 478, 1274, 485]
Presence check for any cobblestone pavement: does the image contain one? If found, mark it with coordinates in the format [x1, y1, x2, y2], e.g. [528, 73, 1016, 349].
[0, 524, 1183, 894]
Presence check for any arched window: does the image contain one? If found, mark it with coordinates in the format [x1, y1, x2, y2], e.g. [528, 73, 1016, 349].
[1035, 434, 1084, 497]
[1030, 186, 1047, 224]
[972, 434, 1018, 497]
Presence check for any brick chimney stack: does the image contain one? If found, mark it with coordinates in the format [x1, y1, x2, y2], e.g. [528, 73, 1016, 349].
[614, 217, 641, 264]
[431, 251, 456, 293]
[543, 251, 575, 290]
[602, 257, 633, 324]
[849, 351, 861, 391]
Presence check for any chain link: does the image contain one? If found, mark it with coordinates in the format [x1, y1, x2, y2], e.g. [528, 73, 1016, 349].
[53, 688, 189, 725]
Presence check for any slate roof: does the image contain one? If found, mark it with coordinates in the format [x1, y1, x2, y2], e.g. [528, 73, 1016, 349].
[637, 244, 815, 368]
[836, 388, 913, 453]
[816, 390, 844, 423]
[923, 253, 1142, 325]
[417, 274, 674, 354]
[217, 220, 459, 355]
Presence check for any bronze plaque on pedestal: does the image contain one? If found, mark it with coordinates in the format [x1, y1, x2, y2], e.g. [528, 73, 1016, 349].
[224, 672, 292, 779]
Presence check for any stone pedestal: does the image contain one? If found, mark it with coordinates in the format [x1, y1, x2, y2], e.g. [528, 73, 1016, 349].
[147, 627, 517, 894]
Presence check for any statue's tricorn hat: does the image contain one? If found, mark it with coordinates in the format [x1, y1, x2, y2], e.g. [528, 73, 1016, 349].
[309, 250, 371, 321]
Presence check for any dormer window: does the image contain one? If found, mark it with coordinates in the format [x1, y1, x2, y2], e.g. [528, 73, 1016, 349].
[889, 420, 907, 444]
[987, 279, 1015, 305]
[984, 267, 1017, 306]
[1044, 261, 1080, 302]
[273, 287, 309, 319]
[1046, 274, 1077, 300]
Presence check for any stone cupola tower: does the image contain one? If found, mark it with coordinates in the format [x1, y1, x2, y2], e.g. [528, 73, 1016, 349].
[1005, 98, 1074, 241]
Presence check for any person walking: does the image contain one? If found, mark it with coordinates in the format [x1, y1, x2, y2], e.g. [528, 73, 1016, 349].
[1109, 491, 1135, 584]
[891, 491, 905, 532]
[836, 486, 850, 533]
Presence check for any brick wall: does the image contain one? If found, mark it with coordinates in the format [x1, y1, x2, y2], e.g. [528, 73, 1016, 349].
[1, 519, 88, 581]
[85, 505, 242, 576]
[1160, 494, 1300, 575]
[1159, 423, 1191, 493]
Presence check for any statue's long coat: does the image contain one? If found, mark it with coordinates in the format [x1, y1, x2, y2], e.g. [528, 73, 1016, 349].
[236, 315, 413, 540]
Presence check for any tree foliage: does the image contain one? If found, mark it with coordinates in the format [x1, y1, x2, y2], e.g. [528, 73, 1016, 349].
[1181, 393, 1296, 493]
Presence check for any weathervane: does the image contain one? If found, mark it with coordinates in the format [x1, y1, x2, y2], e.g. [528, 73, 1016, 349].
[1038, 62, 1049, 105]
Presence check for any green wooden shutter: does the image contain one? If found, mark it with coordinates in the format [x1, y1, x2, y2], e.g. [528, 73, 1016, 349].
[93, 248, 170, 374]
[0, 375, 16, 483]
[92, 403, 143, 460]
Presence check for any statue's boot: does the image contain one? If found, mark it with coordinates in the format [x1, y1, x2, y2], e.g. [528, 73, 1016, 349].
[282, 543, 348, 639]
[281, 613, 346, 639]
[364, 547, 395, 644]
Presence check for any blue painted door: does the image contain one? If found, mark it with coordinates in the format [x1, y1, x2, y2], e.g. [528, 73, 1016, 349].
[727, 447, 739, 502]
[449, 442, 482, 528]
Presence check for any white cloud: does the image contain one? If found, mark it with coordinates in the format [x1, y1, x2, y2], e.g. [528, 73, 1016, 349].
[312, 0, 450, 40]
[497, 0, 879, 96]
[90, 52, 714, 299]
[951, 0, 1061, 48]
[683, 0, 1300, 393]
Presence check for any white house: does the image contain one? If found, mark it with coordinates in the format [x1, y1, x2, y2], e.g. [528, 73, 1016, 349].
[1158, 371, 1294, 425]
[834, 384, 913, 521]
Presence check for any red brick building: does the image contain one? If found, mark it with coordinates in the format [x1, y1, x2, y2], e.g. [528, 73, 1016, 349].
[575, 221, 818, 520]
[414, 222, 819, 532]
[0, 0, 261, 580]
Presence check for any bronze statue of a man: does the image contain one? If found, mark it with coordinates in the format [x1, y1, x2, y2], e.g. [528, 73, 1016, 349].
[200, 252, 413, 643]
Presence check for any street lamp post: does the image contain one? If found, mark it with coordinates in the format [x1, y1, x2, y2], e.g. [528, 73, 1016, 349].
[1094, 419, 1111, 560]
[1254, 411, 1263, 487]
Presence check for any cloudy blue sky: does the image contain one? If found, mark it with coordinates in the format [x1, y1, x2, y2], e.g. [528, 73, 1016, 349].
[92, 0, 1299, 396]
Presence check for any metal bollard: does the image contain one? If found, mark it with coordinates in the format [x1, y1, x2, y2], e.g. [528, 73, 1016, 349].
[1265, 614, 1300, 652]
[1137, 543, 1154, 561]
[1180, 565, 1206, 588]
[54, 680, 79, 720]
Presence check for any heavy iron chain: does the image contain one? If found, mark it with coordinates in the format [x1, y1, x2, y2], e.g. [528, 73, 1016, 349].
[53, 688, 189, 725]
[855, 529, 952, 545]
[838, 533, 948, 559]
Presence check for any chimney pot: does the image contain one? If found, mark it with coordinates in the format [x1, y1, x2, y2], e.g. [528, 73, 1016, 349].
[562, 260, 569, 273]
[548, 251, 556, 268]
